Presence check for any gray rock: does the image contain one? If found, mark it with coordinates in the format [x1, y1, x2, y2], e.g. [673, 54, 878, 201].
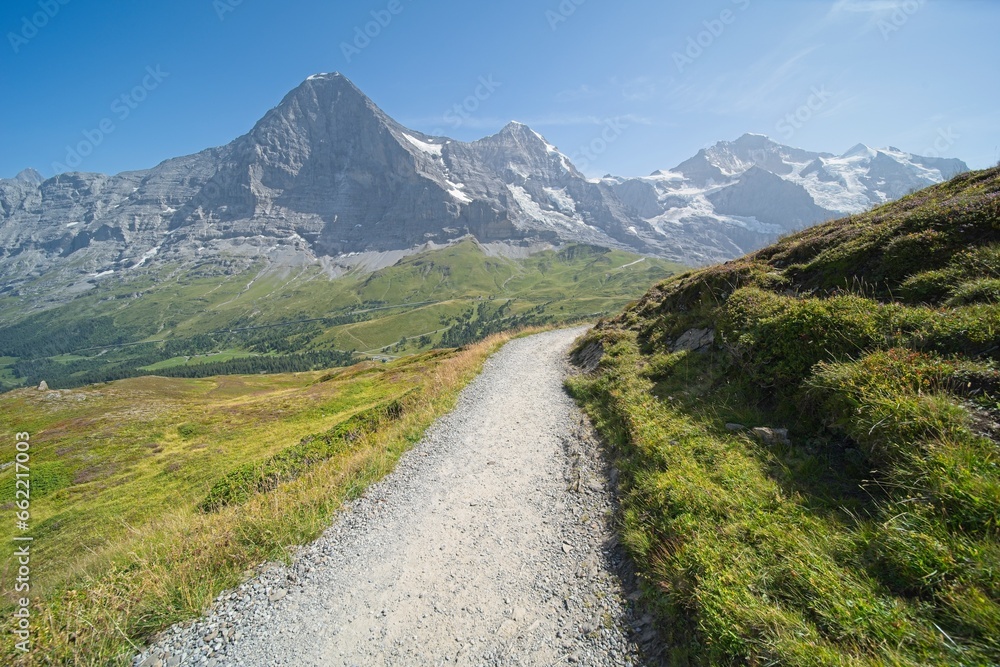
[672, 328, 715, 354]
[36, 380, 48, 391]
[750, 427, 791, 446]
[707, 166, 832, 230]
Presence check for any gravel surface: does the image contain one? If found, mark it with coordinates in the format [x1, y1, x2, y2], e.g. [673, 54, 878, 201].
[133, 327, 661, 666]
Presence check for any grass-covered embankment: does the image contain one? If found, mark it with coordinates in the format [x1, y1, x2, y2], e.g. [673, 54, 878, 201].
[0, 330, 533, 665]
[568, 167, 1000, 665]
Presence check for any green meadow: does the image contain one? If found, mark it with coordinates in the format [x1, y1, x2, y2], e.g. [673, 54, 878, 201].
[0, 240, 683, 391]
[1, 332, 534, 664]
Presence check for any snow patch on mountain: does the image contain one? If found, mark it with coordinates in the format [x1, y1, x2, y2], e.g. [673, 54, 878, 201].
[508, 185, 583, 230]
[531, 129, 574, 172]
[544, 187, 577, 214]
[133, 246, 160, 268]
[402, 133, 443, 157]
[446, 180, 472, 204]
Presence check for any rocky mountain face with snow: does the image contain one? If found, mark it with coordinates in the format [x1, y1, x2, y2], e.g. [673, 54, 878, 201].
[0, 73, 968, 308]
[604, 133, 967, 260]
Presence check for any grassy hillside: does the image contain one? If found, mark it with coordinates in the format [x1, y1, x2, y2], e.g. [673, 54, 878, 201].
[568, 167, 1000, 666]
[0, 330, 535, 665]
[0, 240, 683, 391]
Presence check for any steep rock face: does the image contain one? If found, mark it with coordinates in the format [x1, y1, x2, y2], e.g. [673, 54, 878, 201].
[706, 167, 832, 230]
[672, 151, 728, 187]
[448, 122, 656, 251]
[800, 158, 842, 184]
[0, 76, 970, 309]
[860, 150, 967, 202]
[606, 179, 663, 219]
[166, 74, 467, 254]
[910, 155, 967, 181]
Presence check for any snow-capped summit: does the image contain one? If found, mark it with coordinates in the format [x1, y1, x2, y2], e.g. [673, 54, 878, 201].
[598, 134, 969, 261]
[842, 143, 877, 159]
[0, 74, 970, 305]
[305, 72, 343, 81]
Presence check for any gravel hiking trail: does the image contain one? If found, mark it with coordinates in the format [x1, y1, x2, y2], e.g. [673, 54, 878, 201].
[135, 328, 657, 667]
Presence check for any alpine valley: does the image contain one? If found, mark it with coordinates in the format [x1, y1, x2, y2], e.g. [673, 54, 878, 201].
[0, 73, 967, 390]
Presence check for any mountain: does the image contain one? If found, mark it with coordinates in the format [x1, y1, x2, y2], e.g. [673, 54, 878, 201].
[603, 133, 968, 261]
[0, 74, 658, 312]
[569, 166, 1000, 666]
[0, 74, 968, 314]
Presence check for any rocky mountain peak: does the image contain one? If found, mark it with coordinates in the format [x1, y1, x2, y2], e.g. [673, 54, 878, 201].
[178, 71, 422, 228]
[490, 121, 558, 154]
[249, 71, 392, 142]
[498, 121, 537, 138]
[0, 75, 972, 306]
[466, 121, 578, 180]
[842, 143, 876, 159]
[732, 133, 778, 150]
[13, 168, 45, 186]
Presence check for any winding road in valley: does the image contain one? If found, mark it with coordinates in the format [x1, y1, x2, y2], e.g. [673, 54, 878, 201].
[135, 328, 656, 667]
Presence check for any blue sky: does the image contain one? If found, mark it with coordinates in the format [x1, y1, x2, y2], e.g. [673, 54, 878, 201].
[1, 0, 997, 180]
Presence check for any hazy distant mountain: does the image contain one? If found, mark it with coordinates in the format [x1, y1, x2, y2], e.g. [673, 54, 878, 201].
[604, 133, 968, 260]
[0, 73, 967, 308]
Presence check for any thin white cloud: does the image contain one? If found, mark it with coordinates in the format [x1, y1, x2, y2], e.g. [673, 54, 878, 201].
[619, 77, 660, 102]
[533, 113, 655, 127]
[664, 76, 731, 115]
[555, 76, 672, 106]
[813, 95, 863, 120]
[554, 84, 599, 103]
[403, 113, 654, 137]
[664, 44, 826, 118]
[825, 0, 923, 34]
[611, 75, 676, 103]
[731, 46, 822, 113]
[828, 0, 917, 15]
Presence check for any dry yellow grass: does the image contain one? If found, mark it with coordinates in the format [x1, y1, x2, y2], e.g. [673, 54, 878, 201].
[1, 329, 543, 665]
